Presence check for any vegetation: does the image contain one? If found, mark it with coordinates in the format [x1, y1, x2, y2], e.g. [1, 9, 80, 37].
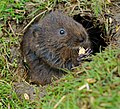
[0, 0, 120, 109]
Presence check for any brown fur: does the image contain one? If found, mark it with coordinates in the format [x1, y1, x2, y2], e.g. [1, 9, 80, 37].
[21, 11, 91, 85]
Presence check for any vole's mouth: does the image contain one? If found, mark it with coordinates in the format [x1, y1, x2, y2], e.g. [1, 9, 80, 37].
[71, 46, 92, 62]
[77, 47, 93, 62]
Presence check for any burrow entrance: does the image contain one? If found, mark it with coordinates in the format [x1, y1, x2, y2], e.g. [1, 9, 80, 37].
[73, 14, 108, 54]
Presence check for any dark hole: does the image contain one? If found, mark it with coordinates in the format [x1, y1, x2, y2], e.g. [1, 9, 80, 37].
[73, 14, 107, 54]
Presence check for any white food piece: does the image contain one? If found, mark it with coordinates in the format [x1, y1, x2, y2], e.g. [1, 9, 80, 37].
[24, 93, 29, 100]
[78, 47, 86, 55]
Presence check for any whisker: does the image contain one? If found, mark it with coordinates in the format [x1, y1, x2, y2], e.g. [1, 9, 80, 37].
[91, 40, 98, 46]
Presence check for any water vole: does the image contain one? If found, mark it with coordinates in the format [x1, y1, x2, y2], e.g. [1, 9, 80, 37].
[21, 11, 91, 85]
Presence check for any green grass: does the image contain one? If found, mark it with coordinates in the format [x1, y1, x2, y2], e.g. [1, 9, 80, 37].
[39, 47, 120, 109]
[0, 0, 27, 23]
[0, 0, 120, 109]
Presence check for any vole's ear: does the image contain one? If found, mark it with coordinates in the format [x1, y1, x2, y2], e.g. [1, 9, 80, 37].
[32, 24, 42, 37]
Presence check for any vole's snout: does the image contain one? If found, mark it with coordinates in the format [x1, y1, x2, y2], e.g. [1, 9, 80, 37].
[73, 35, 85, 44]
[78, 37, 85, 43]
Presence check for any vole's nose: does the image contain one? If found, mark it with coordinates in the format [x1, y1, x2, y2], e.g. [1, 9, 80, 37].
[74, 35, 85, 43]
[79, 37, 85, 43]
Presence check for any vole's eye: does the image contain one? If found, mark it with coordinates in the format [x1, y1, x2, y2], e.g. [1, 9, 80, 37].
[59, 28, 66, 35]
[60, 29, 65, 34]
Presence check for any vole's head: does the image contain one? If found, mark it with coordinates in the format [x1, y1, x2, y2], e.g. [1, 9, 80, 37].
[32, 11, 91, 70]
